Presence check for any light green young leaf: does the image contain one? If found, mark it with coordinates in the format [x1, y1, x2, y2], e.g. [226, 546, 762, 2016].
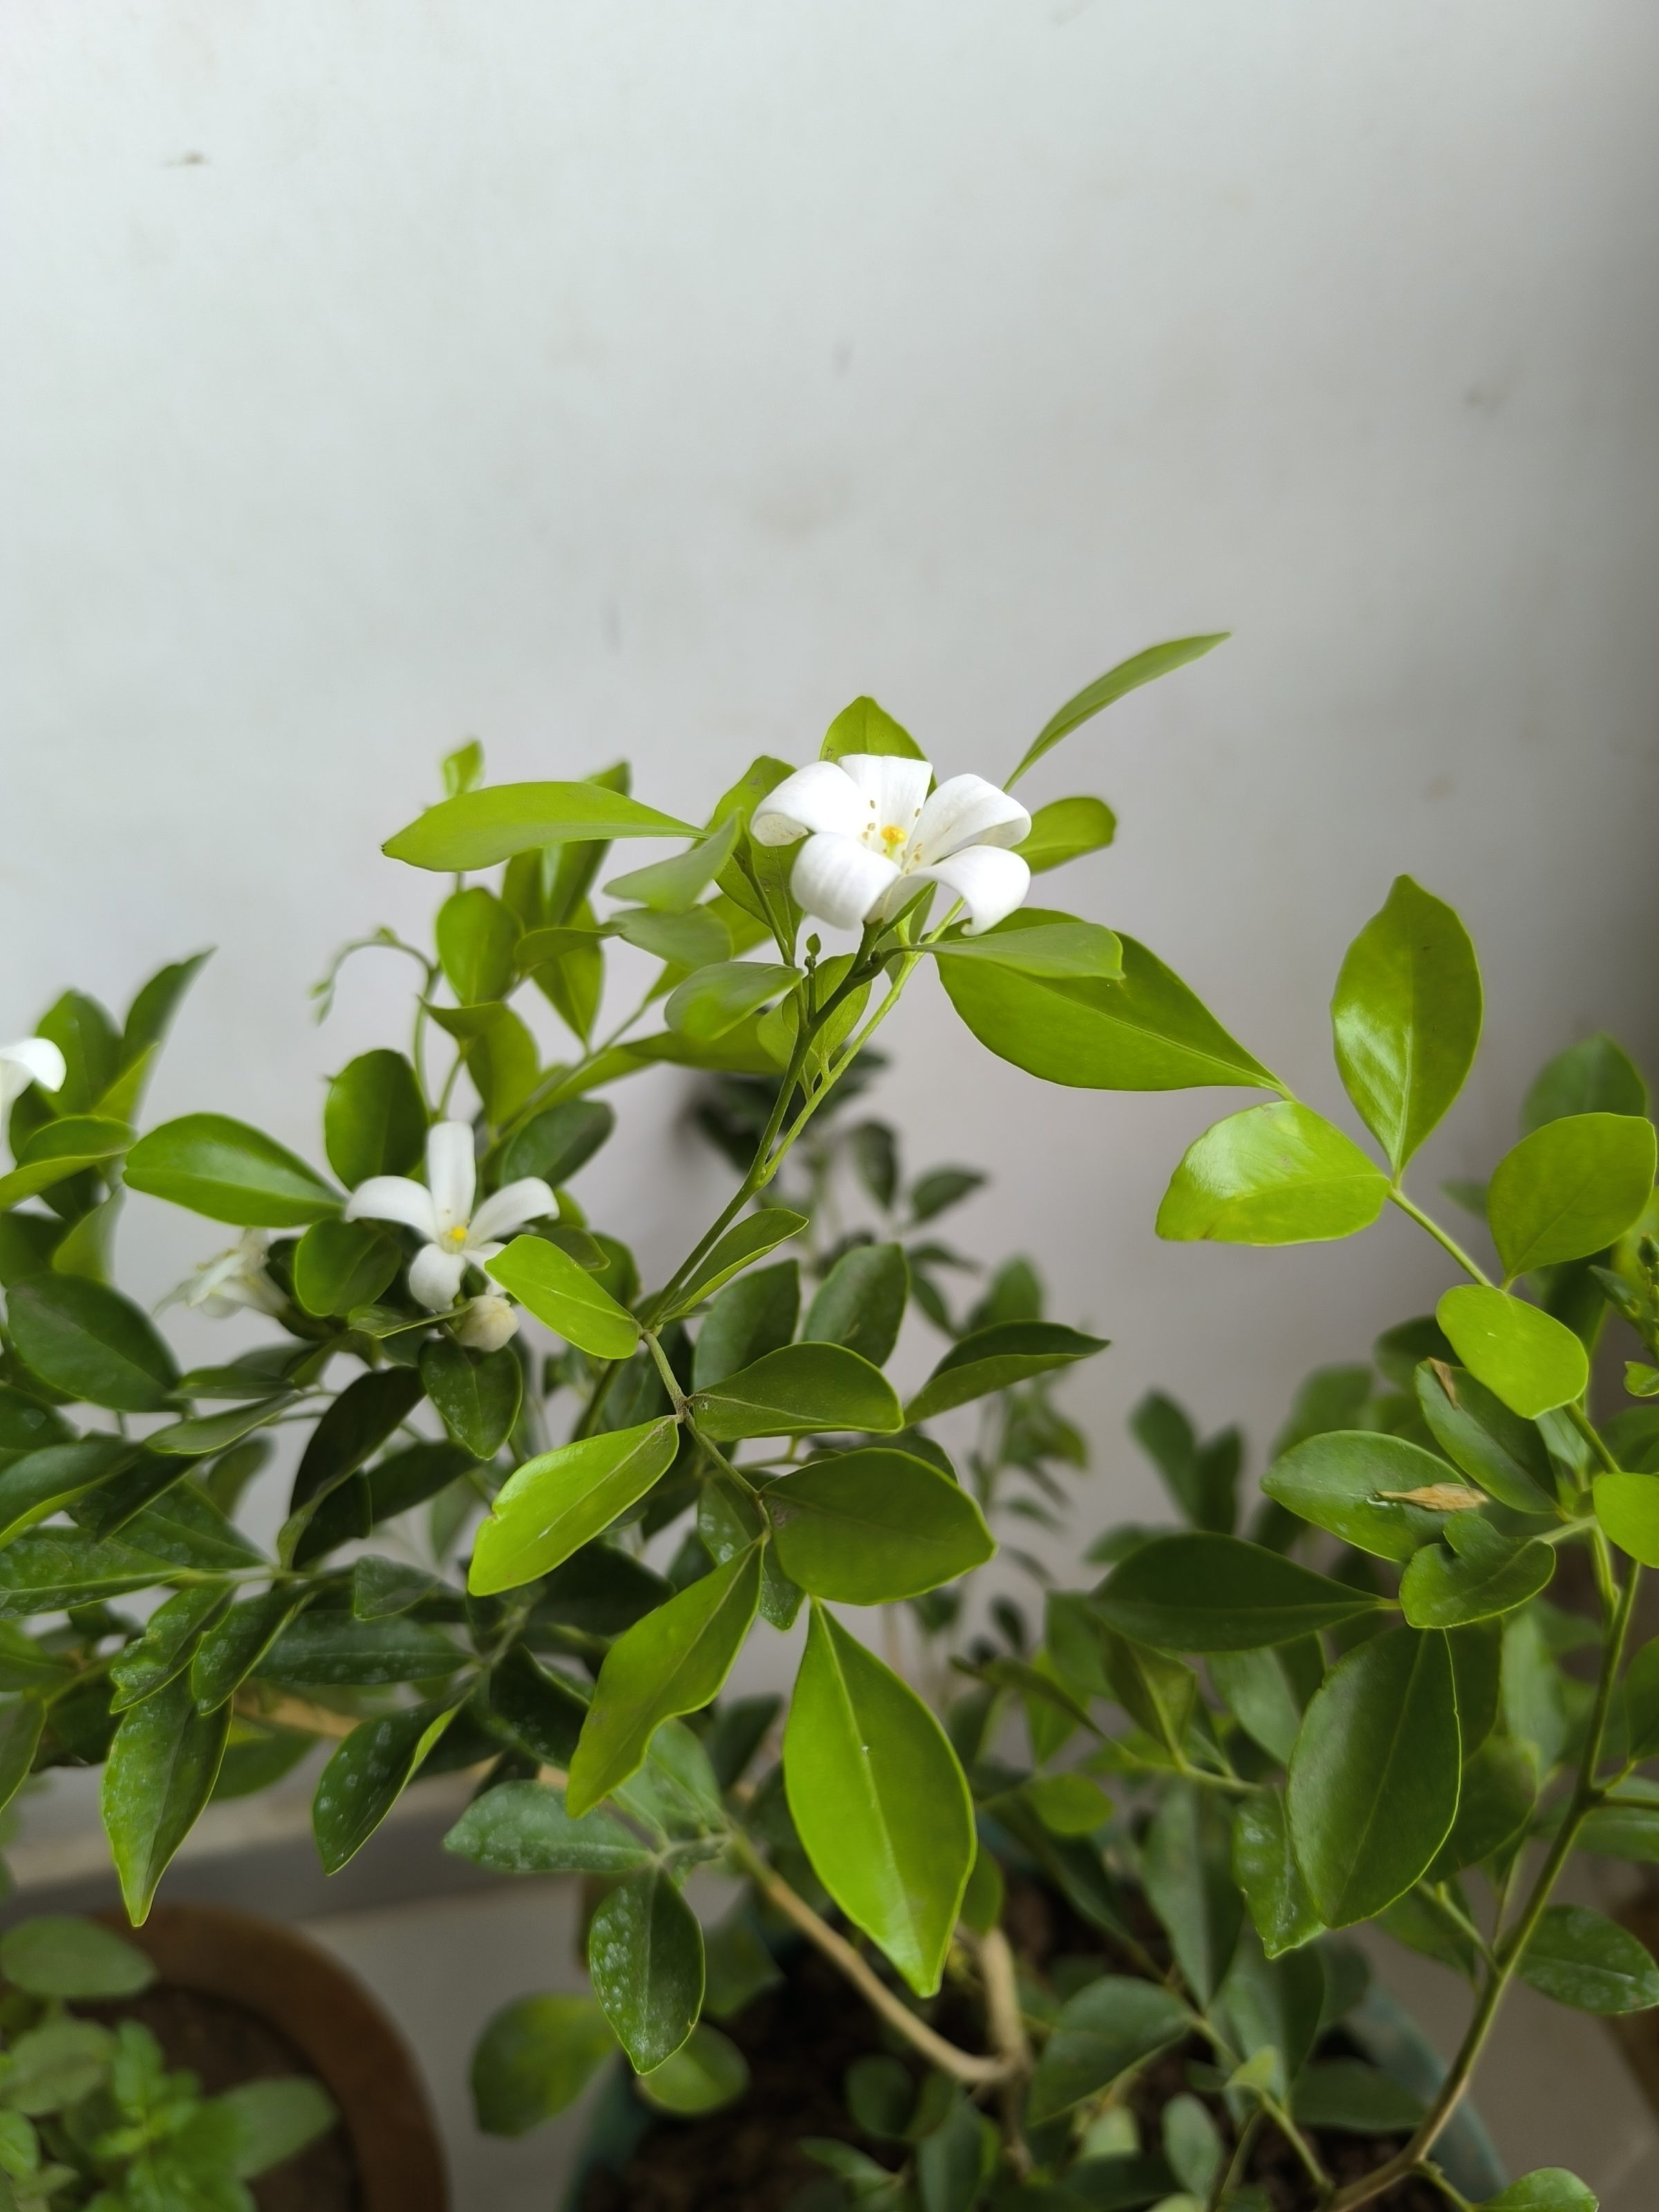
[588, 1866, 705, 2072]
[0, 1917, 153, 2001]
[487, 1235, 639, 1359]
[638, 2023, 750, 2115]
[821, 695, 926, 761]
[611, 906, 732, 972]
[125, 1114, 339, 1226]
[1475, 2173, 1597, 2212]
[322, 1051, 427, 1188]
[664, 962, 799, 1046]
[605, 815, 742, 911]
[469, 1418, 680, 1595]
[1015, 795, 1116, 874]
[689, 1342, 902, 1441]
[438, 887, 519, 1004]
[1400, 1521, 1555, 1628]
[1093, 1533, 1385, 1651]
[1436, 1286, 1588, 1418]
[385, 781, 693, 870]
[1157, 1102, 1389, 1246]
[766, 1449, 994, 1603]
[218, 2075, 338, 2180]
[1486, 1113, 1656, 1277]
[660, 1208, 807, 1319]
[905, 1322, 1107, 1425]
[1007, 634, 1230, 787]
[1524, 1036, 1649, 1132]
[470, 1994, 616, 2137]
[102, 1674, 232, 1922]
[929, 919, 1123, 983]
[1593, 1472, 1659, 1568]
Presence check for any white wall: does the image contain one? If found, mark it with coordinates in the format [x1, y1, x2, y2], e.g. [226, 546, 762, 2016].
[4, 1, 1659, 1530]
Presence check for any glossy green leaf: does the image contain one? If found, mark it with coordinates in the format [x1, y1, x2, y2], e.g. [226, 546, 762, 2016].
[386, 781, 693, 870]
[1143, 1781, 1241, 2002]
[690, 1343, 902, 1441]
[469, 1418, 679, 1595]
[292, 1217, 400, 1318]
[821, 694, 925, 761]
[904, 1322, 1107, 1425]
[190, 1590, 310, 1710]
[610, 906, 732, 973]
[0, 1437, 134, 1546]
[0, 1118, 131, 1211]
[487, 1235, 638, 1359]
[638, 2023, 750, 2115]
[1024, 1975, 1192, 2123]
[604, 816, 741, 912]
[110, 1584, 229, 1710]
[420, 1338, 521, 1459]
[438, 887, 518, 1004]
[566, 1544, 761, 1815]
[261, 1611, 461, 1689]
[1476, 2173, 1598, 2212]
[939, 919, 1274, 1093]
[1524, 1036, 1649, 1132]
[1487, 1113, 1656, 1277]
[1209, 1640, 1323, 1763]
[1232, 1791, 1322, 1958]
[1129, 1390, 1241, 1535]
[657, 1208, 807, 1320]
[367, 1439, 478, 1526]
[801, 1243, 909, 1369]
[0, 1916, 153, 2000]
[101, 1674, 231, 1922]
[122, 951, 210, 1071]
[1400, 1520, 1555, 1627]
[498, 1099, 615, 1188]
[1263, 1432, 1455, 1563]
[1414, 1361, 1557, 1512]
[691, 1260, 799, 1391]
[1015, 795, 1116, 874]
[0, 1529, 188, 1616]
[1286, 1628, 1460, 1927]
[444, 1780, 651, 1875]
[1593, 1472, 1659, 1567]
[1094, 1534, 1385, 1651]
[930, 919, 1122, 983]
[431, 1001, 540, 1124]
[6, 1277, 178, 1412]
[664, 962, 798, 1045]
[589, 1866, 705, 2072]
[291, 1369, 425, 1514]
[1517, 1904, 1659, 2014]
[125, 1114, 339, 1226]
[1330, 876, 1481, 1171]
[312, 1701, 458, 1873]
[767, 1449, 994, 1602]
[470, 1994, 615, 2137]
[1430, 1737, 1536, 1877]
[0, 1698, 44, 1820]
[1007, 634, 1230, 787]
[1157, 1102, 1388, 1246]
[784, 1603, 974, 1996]
[1437, 1287, 1588, 1418]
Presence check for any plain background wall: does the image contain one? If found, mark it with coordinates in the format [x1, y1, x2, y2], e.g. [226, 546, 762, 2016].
[5, 0, 1659, 1533]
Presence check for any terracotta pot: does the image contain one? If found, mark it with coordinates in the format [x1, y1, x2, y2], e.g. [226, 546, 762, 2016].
[99, 1902, 448, 2212]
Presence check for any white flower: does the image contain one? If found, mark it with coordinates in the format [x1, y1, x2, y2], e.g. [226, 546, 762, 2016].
[455, 1293, 519, 1353]
[751, 755, 1032, 935]
[0, 1038, 66, 1119]
[344, 1120, 555, 1313]
[166, 1230, 288, 1319]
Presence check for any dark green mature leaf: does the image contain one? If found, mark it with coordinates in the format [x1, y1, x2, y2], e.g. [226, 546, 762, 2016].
[445, 1781, 651, 1875]
[1487, 1114, 1656, 1277]
[1263, 1432, 1452, 1564]
[1437, 1287, 1588, 1418]
[0, 1437, 134, 1547]
[1517, 1904, 1659, 2014]
[1286, 1628, 1460, 1927]
[291, 1369, 425, 1511]
[191, 1590, 309, 1711]
[784, 1604, 974, 1996]
[1293, 2060, 1425, 2134]
[312, 1702, 458, 1872]
[638, 2024, 750, 2115]
[767, 1450, 994, 1603]
[0, 1117, 131, 1211]
[498, 1100, 616, 1189]
[566, 1545, 762, 1815]
[1524, 1037, 1649, 1133]
[421, 1338, 521, 1459]
[1233, 1792, 1322, 1957]
[1007, 634, 1230, 787]
[123, 951, 210, 1070]
[0, 1698, 45, 1819]
[6, 1277, 178, 1412]
[939, 920, 1274, 1093]
[292, 1218, 399, 1318]
[1209, 1640, 1323, 1763]
[110, 1584, 229, 1710]
[800, 1244, 909, 1369]
[1143, 1782, 1241, 2002]
[488, 1236, 638, 1359]
[126, 1114, 339, 1226]
[1025, 1976, 1192, 2123]
[692, 1262, 799, 1392]
[0, 1917, 153, 2000]
[1129, 1393, 1239, 1534]
[1158, 1103, 1388, 1246]
[690, 1344, 901, 1441]
[1094, 1534, 1385, 1651]
[0, 1528, 179, 1616]
[386, 781, 693, 870]
[0, 1390, 70, 1454]
[657, 1210, 807, 1320]
[367, 1440, 479, 1525]
[905, 1323, 1107, 1425]
[469, 1417, 679, 1594]
[1414, 1362, 1557, 1512]
[263, 1613, 462, 1687]
[1625, 1640, 1659, 1763]
[1330, 877, 1481, 1172]
[1430, 1738, 1536, 1877]
[102, 1674, 231, 1922]
[1216, 1925, 1324, 2099]
[487, 1647, 590, 1768]
[470, 1994, 616, 2137]
[1400, 1521, 1555, 1628]
[589, 1867, 705, 2072]
[1015, 795, 1116, 874]
[323, 1051, 426, 1188]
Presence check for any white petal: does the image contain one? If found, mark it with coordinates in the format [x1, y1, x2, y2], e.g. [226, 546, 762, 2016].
[911, 775, 1031, 863]
[344, 1175, 440, 1240]
[912, 845, 1032, 935]
[425, 1121, 477, 1238]
[469, 1178, 556, 1244]
[409, 1243, 468, 1311]
[0, 1038, 66, 1114]
[837, 755, 932, 844]
[790, 833, 902, 930]
[750, 762, 866, 846]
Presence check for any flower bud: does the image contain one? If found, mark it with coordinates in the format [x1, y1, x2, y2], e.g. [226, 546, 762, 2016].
[455, 1293, 518, 1353]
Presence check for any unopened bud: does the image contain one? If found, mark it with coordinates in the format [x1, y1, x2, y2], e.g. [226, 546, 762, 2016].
[455, 1293, 518, 1353]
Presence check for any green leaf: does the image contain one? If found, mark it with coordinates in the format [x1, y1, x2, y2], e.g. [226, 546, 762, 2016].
[638, 2023, 749, 2115]
[1157, 1102, 1388, 1246]
[1286, 1627, 1460, 1927]
[588, 1866, 705, 2072]
[801, 1243, 909, 1369]
[691, 1261, 800, 1391]
[690, 1343, 902, 1441]
[1142, 1781, 1241, 2002]
[323, 1051, 427, 1188]
[604, 817, 742, 912]
[0, 1437, 135, 1546]
[1476, 2175, 1597, 2212]
[420, 1338, 521, 1459]
[0, 1699, 44, 1819]
[566, 1544, 761, 1815]
[1232, 1792, 1322, 1958]
[822, 695, 926, 761]
[261, 1613, 463, 1687]
[766, 1449, 994, 1603]
[0, 2016, 114, 2113]
[1625, 1638, 1659, 1761]
[1517, 1903, 1659, 2014]
[1094, 1534, 1385, 1651]
[1524, 1037, 1649, 1133]
[0, 1918, 153, 2000]
[904, 1322, 1107, 1425]
[1487, 1113, 1656, 1276]
[430, 1002, 540, 1123]
[386, 781, 693, 870]
[929, 919, 1123, 983]
[1414, 1361, 1557, 1512]
[783, 1603, 974, 1996]
[438, 887, 518, 1004]
[1024, 1975, 1192, 2123]
[1129, 1391, 1240, 1535]
[1015, 795, 1116, 875]
[470, 1994, 615, 2137]
[444, 1780, 651, 1875]
[609, 906, 733, 973]
[101, 1674, 231, 1922]
[469, 1417, 679, 1595]
[1437, 1287, 1588, 1418]
[1400, 1521, 1555, 1627]
[1024, 1772, 1114, 1836]
[367, 1439, 479, 1525]
[487, 1235, 638, 1358]
[0, 1529, 182, 1617]
[292, 1217, 399, 1317]
[939, 917, 1274, 1093]
[1292, 2059, 1425, 2133]
[122, 951, 210, 1071]
[1209, 1640, 1324, 1763]
[35, 989, 119, 1112]
[125, 1113, 339, 1227]
[1593, 1472, 1659, 1567]
[0, 1118, 131, 1211]
[1008, 634, 1230, 787]
[218, 2075, 337, 2179]
[291, 1369, 425, 1515]
[664, 962, 798, 1046]
[1430, 1737, 1537, 1877]
[6, 1277, 178, 1412]
[661, 1208, 807, 1318]
[312, 1702, 457, 1872]
[110, 1584, 229, 1709]
[1262, 1432, 1455, 1563]
[498, 1100, 615, 1188]
[1329, 876, 1481, 1172]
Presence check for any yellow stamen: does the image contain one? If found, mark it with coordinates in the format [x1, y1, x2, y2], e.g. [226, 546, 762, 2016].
[444, 1224, 469, 1246]
[879, 823, 907, 852]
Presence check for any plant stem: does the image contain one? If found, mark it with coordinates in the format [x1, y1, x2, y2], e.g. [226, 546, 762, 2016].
[727, 1830, 1013, 2087]
[961, 1925, 1033, 2174]
[1567, 1398, 1622, 1477]
[1385, 1190, 1493, 1286]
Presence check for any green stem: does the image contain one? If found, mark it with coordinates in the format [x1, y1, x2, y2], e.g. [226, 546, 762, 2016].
[1386, 1189, 1492, 1286]
[1567, 1399, 1621, 1477]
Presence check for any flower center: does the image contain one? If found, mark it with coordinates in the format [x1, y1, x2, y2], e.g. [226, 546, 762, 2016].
[878, 823, 908, 854]
[443, 1223, 469, 1247]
